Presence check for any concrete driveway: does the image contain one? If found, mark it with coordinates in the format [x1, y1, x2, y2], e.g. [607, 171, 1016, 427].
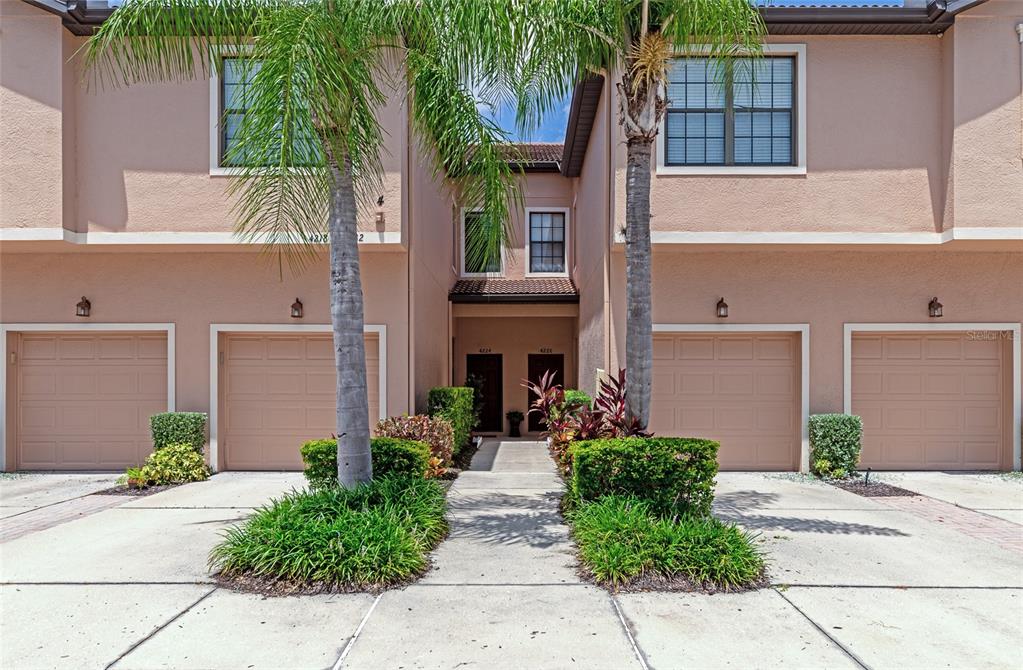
[1, 457, 1021, 670]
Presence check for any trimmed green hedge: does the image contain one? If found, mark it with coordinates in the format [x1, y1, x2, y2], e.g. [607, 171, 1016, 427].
[427, 387, 475, 453]
[150, 412, 207, 452]
[563, 389, 592, 410]
[571, 437, 719, 518]
[809, 414, 863, 479]
[300, 437, 431, 490]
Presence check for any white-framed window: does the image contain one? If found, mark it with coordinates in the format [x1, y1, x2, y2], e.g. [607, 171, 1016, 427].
[656, 44, 806, 176]
[460, 209, 504, 277]
[525, 208, 569, 276]
[208, 53, 318, 175]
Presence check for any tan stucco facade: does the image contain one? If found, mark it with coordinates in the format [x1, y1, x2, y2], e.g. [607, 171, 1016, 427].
[1, 0, 1021, 471]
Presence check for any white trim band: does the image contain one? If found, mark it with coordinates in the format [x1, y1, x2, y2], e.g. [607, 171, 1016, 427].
[0, 323, 177, 472]
[652, 323, 811, 473]
[842, 322, 1022, 472]
[0, 229, 401, 245]
[208, 323, 388, 472]
[613, 228, 1023, 245]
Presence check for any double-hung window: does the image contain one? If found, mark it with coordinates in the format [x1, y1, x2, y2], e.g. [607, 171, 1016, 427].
[527, 210, 567, 275]
[220, 57, 259, 167]
[462, 211, 502, 276]
[664, 56, 796, 167]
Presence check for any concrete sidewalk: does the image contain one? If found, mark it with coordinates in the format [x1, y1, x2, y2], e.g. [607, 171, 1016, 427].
[1, 451, 1021, 669]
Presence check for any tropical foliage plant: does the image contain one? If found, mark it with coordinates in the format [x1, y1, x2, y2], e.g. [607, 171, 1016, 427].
[85, 0, 533, 487]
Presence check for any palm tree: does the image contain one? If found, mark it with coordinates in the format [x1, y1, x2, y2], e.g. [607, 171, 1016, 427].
[509, 0, 764, 426]
[84, 0, 525, 486]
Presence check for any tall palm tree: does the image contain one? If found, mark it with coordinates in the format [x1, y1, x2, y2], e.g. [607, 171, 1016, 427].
[84, 0, 525, 486]
[509, 0, 764, 426]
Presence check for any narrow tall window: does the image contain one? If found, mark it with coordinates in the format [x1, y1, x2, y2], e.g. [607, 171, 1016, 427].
[220, 57, 259, 167]
[463, 212, 501, 275]
[665, 56, 795, 166]
[528, 211, 566, 274]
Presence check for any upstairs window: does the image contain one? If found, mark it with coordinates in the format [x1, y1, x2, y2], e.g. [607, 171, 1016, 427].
[462, 211, 502, 276]
[665, 56, 795, 167]
[220, 57, 259, 167]
[527, 210, 567, 275]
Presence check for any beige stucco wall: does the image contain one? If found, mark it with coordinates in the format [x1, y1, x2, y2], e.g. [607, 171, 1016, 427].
[600, 249, 1023, 424]
[0, 1, 66, 231]
[0, 250, 412, 467]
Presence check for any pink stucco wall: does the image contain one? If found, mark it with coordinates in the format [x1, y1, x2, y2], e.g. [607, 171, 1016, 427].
[0, 251, 412, 454]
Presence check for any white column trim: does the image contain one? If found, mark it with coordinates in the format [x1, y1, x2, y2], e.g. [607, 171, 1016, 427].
[0, 323, 176, 471]
[843, 322, 1022, 472]
[652, 323, 811, 472]
[208, 323, 388, 472]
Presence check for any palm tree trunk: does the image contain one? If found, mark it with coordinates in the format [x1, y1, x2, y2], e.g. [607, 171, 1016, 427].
[624, 138, 653, 428]
[329, 153, 373, 486]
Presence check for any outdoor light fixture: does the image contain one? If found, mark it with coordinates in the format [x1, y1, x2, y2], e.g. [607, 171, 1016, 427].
[716, 297, 729, 318]
[291, 298, 304, 319]
[928, 296, 943, 318]
[75, 296, 91, 317]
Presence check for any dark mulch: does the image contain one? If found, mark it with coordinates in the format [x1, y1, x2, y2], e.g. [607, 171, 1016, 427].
[831, 480, 919, 497]
[573, 559, 769, 595]
[451, 439, 481, 471]
[213, 571, 421, 596]
[92, 484, 178, 497]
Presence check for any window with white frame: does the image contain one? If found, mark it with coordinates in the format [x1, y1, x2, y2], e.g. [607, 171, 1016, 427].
[462, 211, 502, 275]
[665, 56, 796, 167]
[214, 56, 319, 169]
[527, 211, 567, 274]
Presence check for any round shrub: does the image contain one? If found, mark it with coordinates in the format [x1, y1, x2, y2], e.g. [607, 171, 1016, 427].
[563, 389, 593, 410]
[150, 412, 207, 452]
[571, 437, 719, 518]
[427, 387, 475, 454]
[809, 414, 863, 479]
[300, 437, 431, 490]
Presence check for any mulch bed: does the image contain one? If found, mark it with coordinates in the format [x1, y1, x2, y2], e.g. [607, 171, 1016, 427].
[830, 480, 919, 497]
[91, 484, 178, 497]
[213, 572, 417, 596]
[572, 559, 769, 595]
[451, 439, 482, 471]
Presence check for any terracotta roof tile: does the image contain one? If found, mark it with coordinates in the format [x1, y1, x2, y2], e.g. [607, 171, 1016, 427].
[449, 278, 578, 302]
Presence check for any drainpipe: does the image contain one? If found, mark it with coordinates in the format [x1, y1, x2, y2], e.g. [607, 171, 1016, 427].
[1017, 23, 1023, 165]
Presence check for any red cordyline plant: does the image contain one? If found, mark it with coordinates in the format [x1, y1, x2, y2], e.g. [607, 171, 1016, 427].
[595, 369, 651, 438]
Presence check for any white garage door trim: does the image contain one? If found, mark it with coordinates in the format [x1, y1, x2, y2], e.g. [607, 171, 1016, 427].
[209, 323, 387, 473]
[843, 322, 1022, 471]
[652, 323, 810, 472]
[0, 322, 177, 471]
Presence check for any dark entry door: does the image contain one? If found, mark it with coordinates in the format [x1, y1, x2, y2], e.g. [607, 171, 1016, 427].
[527, 353, 564, 432]
[467, 354, 503, 433]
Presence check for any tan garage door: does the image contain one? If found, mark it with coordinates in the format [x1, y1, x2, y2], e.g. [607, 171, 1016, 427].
[649, 333, 800, 470]
[852, 332, 1006, 470]
[16, 332, 168, 470]
[221, 333, 380, 470]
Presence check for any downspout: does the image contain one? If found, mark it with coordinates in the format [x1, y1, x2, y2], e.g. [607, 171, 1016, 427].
[1017, 24, 1023, 165]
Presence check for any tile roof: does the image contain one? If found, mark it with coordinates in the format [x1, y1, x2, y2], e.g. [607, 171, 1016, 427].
[449, 278, 578, 303]
[504, 143, 564, 165]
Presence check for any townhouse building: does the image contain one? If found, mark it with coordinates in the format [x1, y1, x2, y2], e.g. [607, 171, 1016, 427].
[1, 0, 1021, 473]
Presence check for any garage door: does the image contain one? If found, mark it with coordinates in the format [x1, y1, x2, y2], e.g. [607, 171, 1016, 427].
[221, 333, 380, 470]
[852, 332, 1006, 470]
[16, 332, 168, 470]
[649, 333, 800, 470]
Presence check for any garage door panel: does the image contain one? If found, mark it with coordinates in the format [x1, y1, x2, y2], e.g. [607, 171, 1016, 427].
[222, 333, 380, 471]
[650, 333, 800, 471]
[852, 332, 1006, 470]
[16, 333, 167, 471]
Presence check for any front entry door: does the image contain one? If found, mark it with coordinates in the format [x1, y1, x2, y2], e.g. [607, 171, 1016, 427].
[467, 354, 503, 433]
[527, 353, 564, 432]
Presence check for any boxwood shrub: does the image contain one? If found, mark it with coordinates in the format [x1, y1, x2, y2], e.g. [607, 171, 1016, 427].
[300, 437, 431, 490]
[427, 387, 475, 453]
[809, 414, 863, 479]
[571, 437, 719, 518]
[563, 389, 592, 410]
[150, 412, 207, 452]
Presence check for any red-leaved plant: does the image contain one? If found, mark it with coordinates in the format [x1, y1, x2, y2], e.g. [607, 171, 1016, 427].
[594, 369, 651, 438]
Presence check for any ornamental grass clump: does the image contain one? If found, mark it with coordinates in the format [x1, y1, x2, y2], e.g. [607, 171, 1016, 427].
[570, 496, 765, 590]
[209, 476, 447, 590]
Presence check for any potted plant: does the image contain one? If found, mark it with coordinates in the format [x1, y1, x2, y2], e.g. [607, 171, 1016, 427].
[505, 410, 525, 437]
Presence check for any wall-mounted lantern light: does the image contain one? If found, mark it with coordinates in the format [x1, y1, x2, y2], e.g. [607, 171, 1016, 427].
[75, 296, 91, 317]
[291, 298, 304, 319]
[928, 296, 943, 318]
[716, 297, 729, 318]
